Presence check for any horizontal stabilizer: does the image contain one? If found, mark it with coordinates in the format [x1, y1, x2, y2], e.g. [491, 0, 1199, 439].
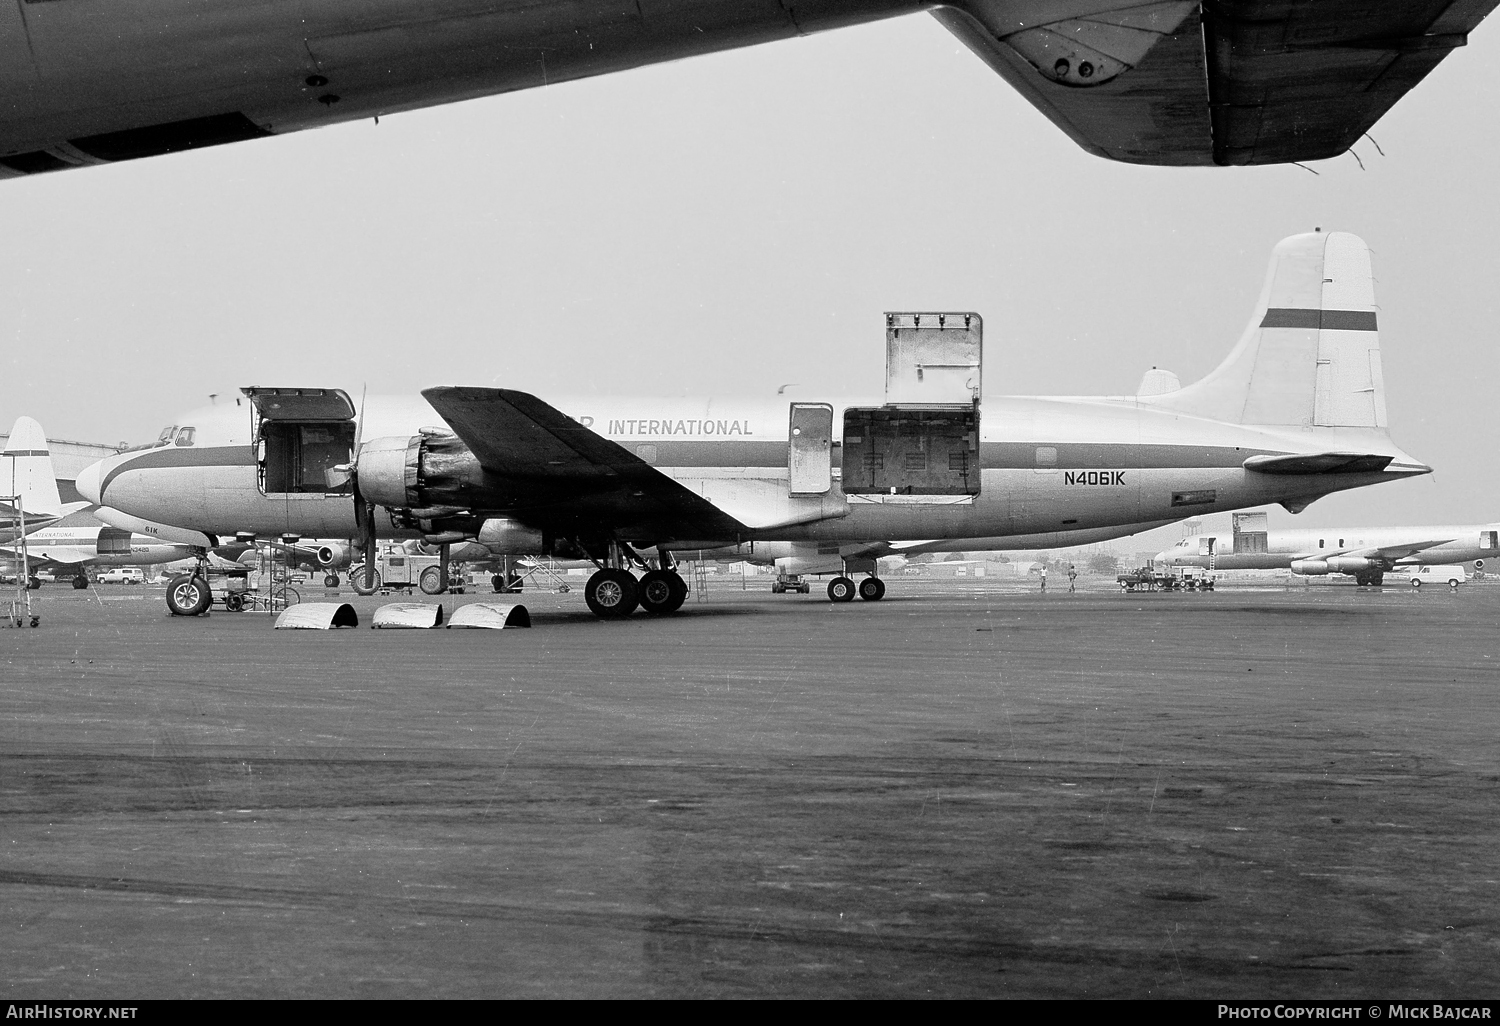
[1243, 452, 1400, 475]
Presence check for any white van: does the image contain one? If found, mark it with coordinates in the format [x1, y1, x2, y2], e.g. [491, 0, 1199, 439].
[1406, 565, 1466, 588]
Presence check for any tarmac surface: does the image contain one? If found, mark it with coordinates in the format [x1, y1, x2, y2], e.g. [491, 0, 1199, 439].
[2, 577, 1497, 998]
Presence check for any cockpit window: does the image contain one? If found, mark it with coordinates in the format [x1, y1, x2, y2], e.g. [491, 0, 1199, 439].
[174, 426, 196, 447]
[156, 425, 178, 447]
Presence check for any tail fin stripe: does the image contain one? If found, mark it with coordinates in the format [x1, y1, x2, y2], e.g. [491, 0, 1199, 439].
[1260, 308, 1377, 331]
[2, 449, 50, 457]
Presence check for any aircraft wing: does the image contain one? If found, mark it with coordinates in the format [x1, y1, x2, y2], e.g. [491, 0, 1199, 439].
[1243, 452, 1402, 475]
[420, 387, 749, 540]
[936, 0, 1499, 167]
[1343, 539, 1459, 561]
[0, 546, 85, 571]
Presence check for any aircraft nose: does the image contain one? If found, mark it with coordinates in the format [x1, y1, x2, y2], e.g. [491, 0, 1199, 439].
[76, 458, 104, 504]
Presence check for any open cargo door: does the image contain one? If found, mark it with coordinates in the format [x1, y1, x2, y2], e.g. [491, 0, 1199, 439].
[842, 313, 982, 498]
[1232, 511, 1269, 554]
[243, 388, 357, 495]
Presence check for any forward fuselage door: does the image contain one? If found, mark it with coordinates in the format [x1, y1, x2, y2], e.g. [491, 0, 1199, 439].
[243, 388, 357, 497]
[788, 403, 833, 495]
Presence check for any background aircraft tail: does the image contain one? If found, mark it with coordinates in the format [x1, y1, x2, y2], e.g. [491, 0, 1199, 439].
[1139, 231, 1388, 430]
[1, 416, 63, 517]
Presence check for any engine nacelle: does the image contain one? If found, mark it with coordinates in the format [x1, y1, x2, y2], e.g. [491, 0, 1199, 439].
[310, 542, 349, 568]
[477, 517, 545, 554]
[356, 431, 481, 510]
[1325, 556, 1376, 574]
[1290, 559, 1331, 576]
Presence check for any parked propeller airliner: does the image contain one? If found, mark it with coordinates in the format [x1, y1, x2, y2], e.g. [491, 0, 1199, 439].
[79, 232, 1429, 618]
[1156, 512, 1500, 586]
[0, 1, 1494, 177]
[0, 417, 227, 586]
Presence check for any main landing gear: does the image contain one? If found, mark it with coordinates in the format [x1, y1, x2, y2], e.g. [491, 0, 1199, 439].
[826, 575, 885, 603]
[581, 543, 688, 619]
[584, 567, 688, 618]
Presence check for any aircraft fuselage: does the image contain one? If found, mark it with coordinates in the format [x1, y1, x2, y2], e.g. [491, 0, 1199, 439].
[80, 391, 1425, 550]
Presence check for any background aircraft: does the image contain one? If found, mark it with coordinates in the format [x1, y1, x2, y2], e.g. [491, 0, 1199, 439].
[0, 416, 63, 538]
[1156, 512, 1500, 586]
[2, 504, 204, 589]
[0, 418, 215, 586]
[0, 1, 1493, 178]
[79, 231, 1429, 615]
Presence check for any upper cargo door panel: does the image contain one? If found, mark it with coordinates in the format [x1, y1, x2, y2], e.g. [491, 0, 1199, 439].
[242, 387, 356, 422]
[884, 312, 982, 406]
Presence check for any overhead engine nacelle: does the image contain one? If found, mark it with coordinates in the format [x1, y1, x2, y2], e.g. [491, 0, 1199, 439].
[1290, 559, 1331, 576]
[356, 432, 480, 510]
[1325, 556, 1376, 574]
[477, 518, 544, 555]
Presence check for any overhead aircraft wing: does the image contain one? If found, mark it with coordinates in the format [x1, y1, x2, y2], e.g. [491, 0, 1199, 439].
[420, 387, 749, 540]
[936, 0, 1498, 166]
[1243, 452, 1406, 475]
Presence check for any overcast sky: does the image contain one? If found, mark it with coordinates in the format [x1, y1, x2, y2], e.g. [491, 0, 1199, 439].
[2, 13, 1497, 534]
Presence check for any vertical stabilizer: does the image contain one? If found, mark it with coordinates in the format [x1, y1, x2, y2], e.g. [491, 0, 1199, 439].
[1141, 232, 1387, 428]
[2, 416, 62, 517]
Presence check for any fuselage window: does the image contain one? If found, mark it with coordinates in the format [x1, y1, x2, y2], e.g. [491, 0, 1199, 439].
[1035, 446, 1058, 468]
[1319, 539, 1325, 548]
